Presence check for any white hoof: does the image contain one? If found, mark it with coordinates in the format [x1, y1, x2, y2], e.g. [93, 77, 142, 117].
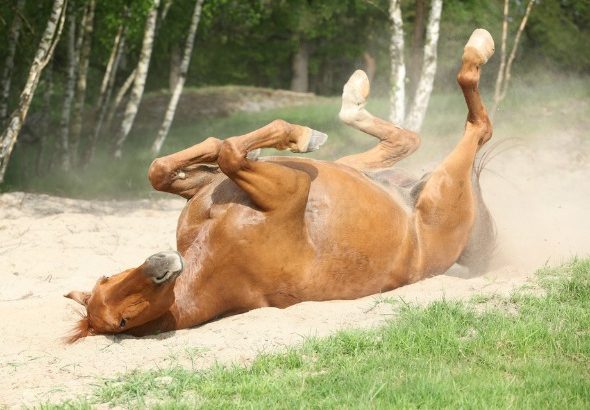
[294, 127, 329, 153]
[464, 28, 495, 64]
[339, 70, 370, 125]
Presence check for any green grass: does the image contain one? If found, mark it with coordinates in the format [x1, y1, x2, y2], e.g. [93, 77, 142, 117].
[4, 74, 590, 199]
[42, 258, 590, 409]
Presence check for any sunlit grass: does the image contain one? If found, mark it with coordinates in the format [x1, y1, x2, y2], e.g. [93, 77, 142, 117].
[41, 258, 590, 409]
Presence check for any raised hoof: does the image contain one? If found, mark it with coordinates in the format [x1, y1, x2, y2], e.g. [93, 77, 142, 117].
[294, 127, 329, 153]
[464, 28, 495, 65]
[340, 70, 370, 125]
[306, 129, 329, 152]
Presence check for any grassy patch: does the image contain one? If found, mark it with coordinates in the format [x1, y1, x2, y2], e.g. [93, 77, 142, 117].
[4, 75, 590, 199]
[43, 258, 590, 409]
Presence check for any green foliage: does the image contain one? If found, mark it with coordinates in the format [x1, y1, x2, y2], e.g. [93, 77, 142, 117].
[43, 258, 590, 408]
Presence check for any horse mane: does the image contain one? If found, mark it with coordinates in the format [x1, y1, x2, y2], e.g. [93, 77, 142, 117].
[64, 314, 91, 344]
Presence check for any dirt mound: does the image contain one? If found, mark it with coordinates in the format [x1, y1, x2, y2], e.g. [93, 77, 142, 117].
[0, 131, 589, 407]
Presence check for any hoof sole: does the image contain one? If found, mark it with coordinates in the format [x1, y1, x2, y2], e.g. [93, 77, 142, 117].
[464, 28, 495, 64]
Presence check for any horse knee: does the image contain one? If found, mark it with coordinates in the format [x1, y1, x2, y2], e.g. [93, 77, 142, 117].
[148, 158, 172, 191]
[217, 138, 246, 176]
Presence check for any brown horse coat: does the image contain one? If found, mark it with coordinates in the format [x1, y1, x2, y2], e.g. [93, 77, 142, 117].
[66, 29, 496, 341]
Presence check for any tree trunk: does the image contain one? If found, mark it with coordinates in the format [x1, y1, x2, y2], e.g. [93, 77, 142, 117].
[290, 42, 309, 93]
[389, 0, 406, 124]
[86, 24, 126, 163]
[113, 0, 160, 158]
[0, 0, 26, 125]
[0, 0, 66, 183]
[58, 7, 77, 171]
[152, 0, 204, 155]
[405, 0, 443, 132]
[410, 0, 425, 88]
[169, 42, 182, 92]
[36, 60, 54, 175]
[492, 0, 535, 115]
[69, 0, 95, 165]
[105, 68, 136, 133]
[492, 0, 509, 117]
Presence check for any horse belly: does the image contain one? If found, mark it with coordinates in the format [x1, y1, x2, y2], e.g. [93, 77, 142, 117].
[303, 165, 413, 299]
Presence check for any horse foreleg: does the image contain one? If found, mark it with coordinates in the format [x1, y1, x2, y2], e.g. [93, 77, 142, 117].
[337, 70, 420, 171]
[411, 29, 494, 278]
[217, 120, 327, 215]
[148, 137, 222, 198]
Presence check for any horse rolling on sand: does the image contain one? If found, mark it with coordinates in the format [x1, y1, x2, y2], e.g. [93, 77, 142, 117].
[66, 29, 496, 341]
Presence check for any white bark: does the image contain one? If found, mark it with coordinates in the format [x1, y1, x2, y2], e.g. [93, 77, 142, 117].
[70, 0, 95, 164]
[405, 0, 443, 132]
[105, 68, 136, 133]
[152, 0, 204, 155]
[87, 24, 126, 162]
[502, 0, 535, 96]
[114, 0, 160, 158]
[492, 0, 510, 116]
[0, 0, 26, 123]
[0, 0, 67, 183]
[59, 8, 77, 171]
[389, 0, 406, 125]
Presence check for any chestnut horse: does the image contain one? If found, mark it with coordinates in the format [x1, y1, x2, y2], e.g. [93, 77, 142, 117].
[66, 29, 496, 341]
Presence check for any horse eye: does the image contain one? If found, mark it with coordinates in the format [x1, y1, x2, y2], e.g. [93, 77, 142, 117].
[119, 318, 127, 328]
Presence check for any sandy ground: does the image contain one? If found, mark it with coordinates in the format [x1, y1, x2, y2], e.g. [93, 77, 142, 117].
[1, 131, 589, 407]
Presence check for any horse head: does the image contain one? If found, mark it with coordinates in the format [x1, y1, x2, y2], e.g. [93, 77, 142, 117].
[64, 251, 183, 342]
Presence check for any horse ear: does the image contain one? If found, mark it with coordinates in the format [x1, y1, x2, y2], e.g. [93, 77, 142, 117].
[64, 291, 90, 306]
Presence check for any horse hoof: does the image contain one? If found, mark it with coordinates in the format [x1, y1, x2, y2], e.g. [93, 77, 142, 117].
[464, 28, 494, 65]
[340, 70, 371, 125]
[306, 129, 329, 152]
[294, 127, 328, 153]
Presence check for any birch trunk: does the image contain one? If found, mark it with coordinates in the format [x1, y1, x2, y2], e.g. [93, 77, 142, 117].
[70, 0, 95, 165]
[86, 24, 126, 163]
[36, 61, 54, 175]
[152, 0, 204, 155]
[0, 0, 67, 183]
[0, 0, 26, 124]
[493, 0, 535, 114]
[405, 0, 443, 132]
[389, 0, 406, 125]
[59, 8, 77, 171]
[113, 0, 160, 158]
[105, 68, 136, 133]
[410, 0, 425, 87]
[492, 0, 510, 116]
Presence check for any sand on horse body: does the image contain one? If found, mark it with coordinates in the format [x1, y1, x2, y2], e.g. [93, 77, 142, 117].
[65, 29, 496, 341]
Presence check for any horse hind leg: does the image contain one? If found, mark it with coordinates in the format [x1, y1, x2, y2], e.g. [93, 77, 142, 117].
[411, 29, 495, 278]
[337, 70, 420, 171]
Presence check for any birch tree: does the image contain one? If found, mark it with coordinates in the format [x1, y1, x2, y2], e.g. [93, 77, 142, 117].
[0, 0, 26, 124]
[388, 0, 406, 125]
[105, 68, 136, 133]
[86, 22, 127, 163]
[0, 0, 67, 183]
[151, 0, 204, 155]
[58, 6, 77, 171]
[70, 0, 96, 164]
[405, 0, 443, 131]
[389, 0, 443, 133]
[492, 0, 535, 116]
[113, 0, 160, 159]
